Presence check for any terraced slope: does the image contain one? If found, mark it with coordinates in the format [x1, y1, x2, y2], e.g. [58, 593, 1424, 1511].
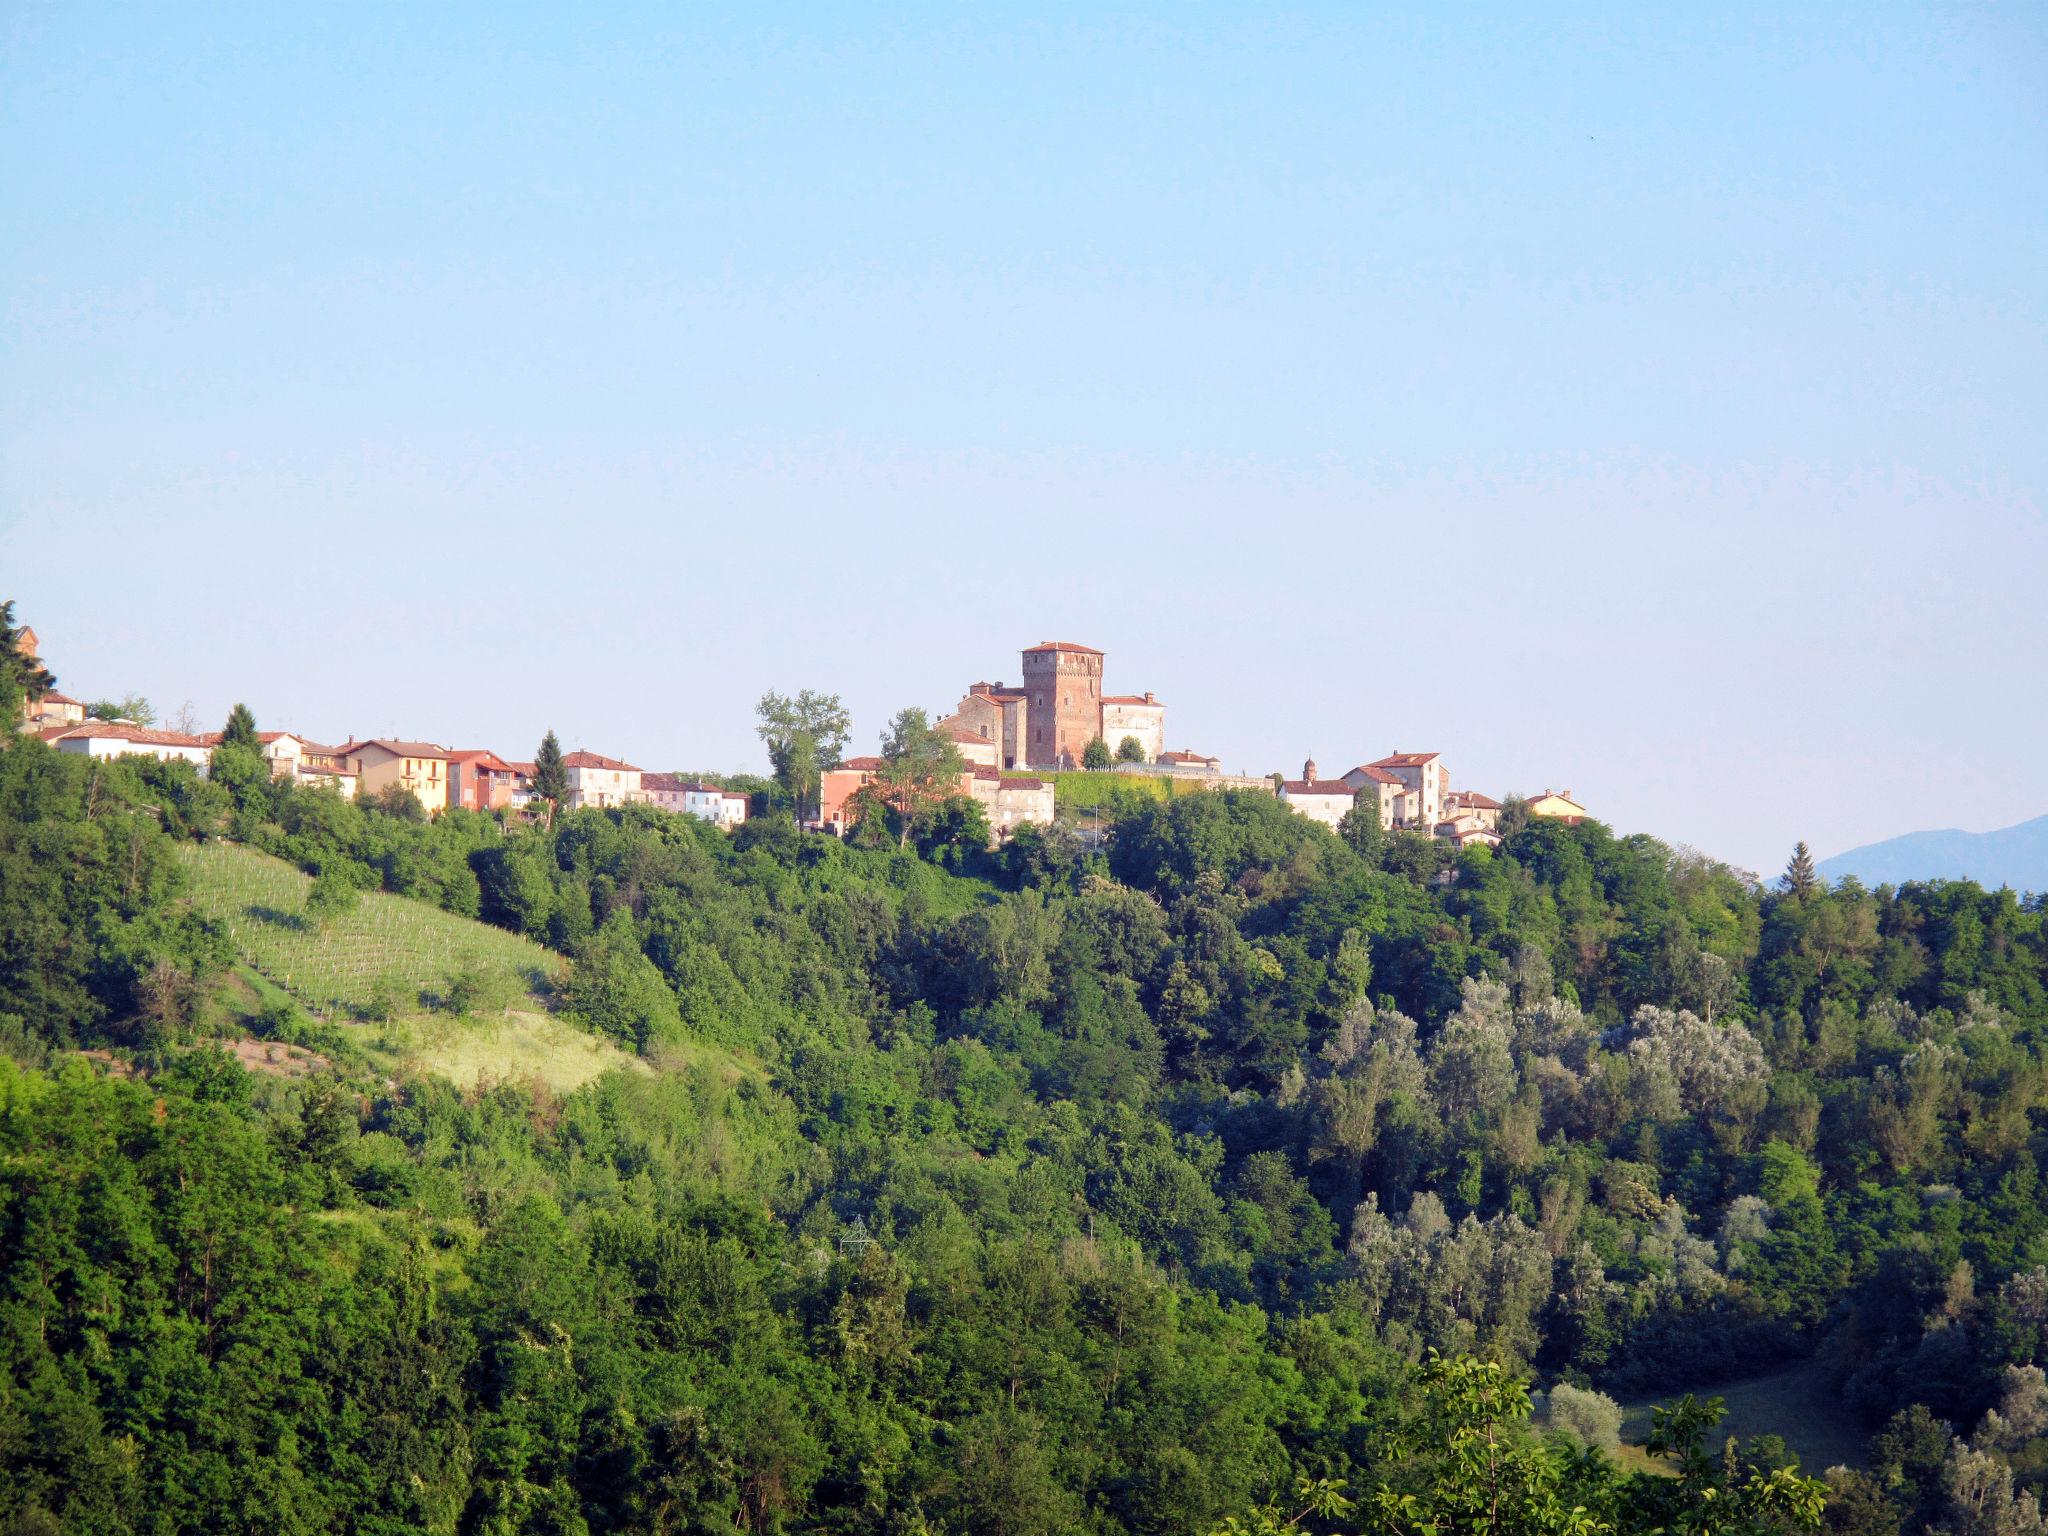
[178, 841, 641, 1090]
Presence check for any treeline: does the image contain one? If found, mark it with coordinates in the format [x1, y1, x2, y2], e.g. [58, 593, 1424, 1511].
[1, 725, 2045, 1535]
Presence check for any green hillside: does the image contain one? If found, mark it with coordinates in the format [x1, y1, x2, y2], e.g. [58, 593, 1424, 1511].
[177, 840, 638, 1090]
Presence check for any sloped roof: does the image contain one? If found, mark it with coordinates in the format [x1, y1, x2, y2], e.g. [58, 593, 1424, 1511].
[562, 750, 640, 772]
[349, 739, 450, 760]
[1100, 695, 1162, 707]
[1022, 640, 1103, 656]
[1281, 779, 1355, 798]
[1370, 751, 1440, 769]
[1347, 765, 1403, 785]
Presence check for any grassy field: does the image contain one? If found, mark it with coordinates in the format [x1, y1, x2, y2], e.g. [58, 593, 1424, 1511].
[1050, 770, 1225, 819]
[179, 841, 640, 1092]
[1616, 1359, 1868, 1476]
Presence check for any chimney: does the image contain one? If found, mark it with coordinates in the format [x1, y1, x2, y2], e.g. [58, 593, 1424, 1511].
[1144, 691, 1154, 703]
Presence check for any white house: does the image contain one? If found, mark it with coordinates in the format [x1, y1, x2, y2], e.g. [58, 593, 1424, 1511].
[1344, 752, 1448, 829]
[1278, 758, 1357, 832]
[49, 722, 214, 771]
[684, 784, 749, 828]
[562, 750, 642, 810]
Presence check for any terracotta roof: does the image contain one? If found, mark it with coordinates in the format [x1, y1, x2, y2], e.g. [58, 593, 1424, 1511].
[999, 776, 1047, 790]
[562, 750, 640, 772]
[40, 690, 81, 706]
[37, 723, 85, 741]
[1347, 765, 1403, 785]
[1022, 640, 1104, 656]
[507, 761, 537, 777]
[1159, 749, 1219, 765]
[350, 739, 450, 760]
[721, 791, 748, 802]
[972, 765, 1001, 781]
[836, 756, 885, 772]
[54, 722, 211, 748]
[1100, 695, 1162, 707]
[641, 771, 686, 793]
[447, 749, 517, 774]
[1370, 751, 1441, 769]
[1447, 791, 1501, 810]
[1281, 779, 1355, 798]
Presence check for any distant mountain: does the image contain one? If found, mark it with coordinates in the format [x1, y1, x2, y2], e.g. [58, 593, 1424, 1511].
[1817, 812, 2048, 894]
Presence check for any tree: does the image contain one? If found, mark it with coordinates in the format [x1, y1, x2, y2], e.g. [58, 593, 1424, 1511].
[532, 730, 569, 809]
[755, 689, 851, 821]
[1781, 842, 1819, 897]
[220, 702, 259, 750]
[0, 599, 54, 722]
[86, 694, 155, 726]
[1117, 735, 1146, 763]
[304, 867, 359, 928]
[1083, 737, 1112, 770]
[877, 707, 966, 848]
[1339, 790, 1385, 861]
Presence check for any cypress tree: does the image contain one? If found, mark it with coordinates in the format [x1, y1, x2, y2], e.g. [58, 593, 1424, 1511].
[533, 730, 569, 807]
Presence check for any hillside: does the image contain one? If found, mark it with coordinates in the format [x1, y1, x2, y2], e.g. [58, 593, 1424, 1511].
[177, 840, 640, 1091]
[1817, 810, 2048, 894]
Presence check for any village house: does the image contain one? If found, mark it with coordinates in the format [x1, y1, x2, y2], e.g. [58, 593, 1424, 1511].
[817, 756, 888, 836]
[504, 761, 538, 807]
[818, 757, 1053, 842]
[936, 719, 1001, 770]
[446, 749, 521, 811]
[1443, 790, 1502, 830]
[23, 690, 86, 731]
[1157, 748, 1223, 773]
[1526, 789, 1588, 825]
[684, 784, 750, 828]
[1277, 757, 1358, 832]
[639, 771, 691, 813]
[1339, 752, 1448, 830]
[1434, 812, 1503, 850]
[339, 740, 451, 814]
[561, 750, 642, 810]
[45, 721, 214, 770]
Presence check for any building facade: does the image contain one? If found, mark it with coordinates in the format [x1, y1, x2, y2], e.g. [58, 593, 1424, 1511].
[1099, 694, 1165, 763]
[561, 750, 642, 809]
[447, 749, 521, 811]
[341, 740, 451, 813]
[1278, 757, 1357, 832]
[1020, 641, 1104, 768]
[48, 722, 214, 770]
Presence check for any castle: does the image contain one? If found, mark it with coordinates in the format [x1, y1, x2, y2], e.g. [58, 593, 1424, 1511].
[942, 641, 1166, 770]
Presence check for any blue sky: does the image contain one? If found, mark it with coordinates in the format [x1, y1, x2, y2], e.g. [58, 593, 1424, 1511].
[3, 4, 2043, 873]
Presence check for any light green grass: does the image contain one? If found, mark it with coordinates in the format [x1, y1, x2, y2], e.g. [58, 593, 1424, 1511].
[180, 842, 644, 1091]
[1617, 1360, 1868, 1475]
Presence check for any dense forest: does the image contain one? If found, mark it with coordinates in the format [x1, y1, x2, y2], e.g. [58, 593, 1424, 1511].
[2, 700, 2045, 1534]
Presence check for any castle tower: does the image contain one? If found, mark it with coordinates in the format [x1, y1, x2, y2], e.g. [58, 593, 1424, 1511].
[1020, 641, 1104, 768]
[1303, 755, 1318, 783]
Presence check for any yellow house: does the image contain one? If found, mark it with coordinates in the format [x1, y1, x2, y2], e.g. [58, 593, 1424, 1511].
[1526, 789, 1588, 825]
[339, 739, 450, 814]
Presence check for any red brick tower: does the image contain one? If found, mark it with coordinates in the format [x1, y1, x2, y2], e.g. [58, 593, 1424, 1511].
[1020, 641, 1104, 768]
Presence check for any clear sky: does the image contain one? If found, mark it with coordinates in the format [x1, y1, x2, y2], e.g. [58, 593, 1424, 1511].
[4, 5, 2044, 874]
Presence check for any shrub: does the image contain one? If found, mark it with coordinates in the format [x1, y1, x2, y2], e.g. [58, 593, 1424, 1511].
[1542, 1382, 1623, 1451]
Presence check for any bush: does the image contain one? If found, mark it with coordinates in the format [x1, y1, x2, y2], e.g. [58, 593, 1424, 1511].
[1541, 1382, 1623, 1451]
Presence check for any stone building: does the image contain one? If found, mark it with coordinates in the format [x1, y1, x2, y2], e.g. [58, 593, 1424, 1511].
[1279, 757, 1358, 832]
[944, 641, 1168, 770]
[1100, 693, 1165, 763]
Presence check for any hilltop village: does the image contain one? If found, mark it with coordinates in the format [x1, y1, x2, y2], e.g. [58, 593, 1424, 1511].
[13, 623, 1591, 844]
